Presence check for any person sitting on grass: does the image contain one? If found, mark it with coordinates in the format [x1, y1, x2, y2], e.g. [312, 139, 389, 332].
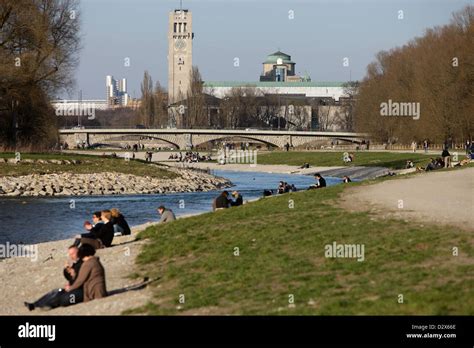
[342, 176, 352, 183]
[24, 245, 84, 311]
[65, 244, 107, 303]
[277, 181, 286, 194]
[230, 191, 243, 207]
[309, 173, 327, 189]
[213, 191, 230, 211]
[110, 208, 131, 236]
[157, 205, 176, 223]
[425, 158, 437, 171]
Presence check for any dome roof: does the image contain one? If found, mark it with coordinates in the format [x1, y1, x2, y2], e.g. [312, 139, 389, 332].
[263, 51, 294, 64]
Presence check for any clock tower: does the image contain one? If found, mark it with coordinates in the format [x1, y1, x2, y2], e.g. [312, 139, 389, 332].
[168, 8, 194, 106]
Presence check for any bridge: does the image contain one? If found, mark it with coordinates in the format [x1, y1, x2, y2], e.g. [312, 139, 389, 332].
[59, 128, 369, 149]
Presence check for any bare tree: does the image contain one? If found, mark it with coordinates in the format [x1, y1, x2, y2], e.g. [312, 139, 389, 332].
[0, 0, 81, 149]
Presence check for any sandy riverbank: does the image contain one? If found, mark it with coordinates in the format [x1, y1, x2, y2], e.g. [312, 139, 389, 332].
[0, 222, 158, 315]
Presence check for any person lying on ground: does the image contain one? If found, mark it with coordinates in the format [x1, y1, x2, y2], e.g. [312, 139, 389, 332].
[65, 244, 107, 303]
[110, 208, 131, 236]
[157, 205, 176, 223]
[24, 245, 84, 311]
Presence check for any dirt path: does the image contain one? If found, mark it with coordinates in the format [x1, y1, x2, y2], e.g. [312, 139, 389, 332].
[340, 168, 474, 231]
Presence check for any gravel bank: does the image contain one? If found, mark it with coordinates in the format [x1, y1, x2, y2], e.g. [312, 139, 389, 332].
[0, 222, 157, 315]
[0, 167, 231, 197]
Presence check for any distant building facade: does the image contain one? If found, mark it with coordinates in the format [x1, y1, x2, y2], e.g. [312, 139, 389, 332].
[203, 81, 347, 101]
[106, 75, 129, 107]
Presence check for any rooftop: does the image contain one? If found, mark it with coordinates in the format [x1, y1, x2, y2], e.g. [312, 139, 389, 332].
[203, 81, 347, 88]
[264, 51, 294, 64]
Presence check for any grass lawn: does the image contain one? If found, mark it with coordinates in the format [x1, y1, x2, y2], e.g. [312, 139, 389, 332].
[0, 152, 177, 178]
[257, 151, 434, 169]
[129, 180, 474, 315]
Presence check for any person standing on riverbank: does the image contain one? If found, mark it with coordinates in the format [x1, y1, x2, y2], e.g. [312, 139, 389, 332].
[157, 206, 176, 223]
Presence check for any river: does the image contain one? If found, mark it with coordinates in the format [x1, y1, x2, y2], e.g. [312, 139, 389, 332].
[0, 170, 341, 245]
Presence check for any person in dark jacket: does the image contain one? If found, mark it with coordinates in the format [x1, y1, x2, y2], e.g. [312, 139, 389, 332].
[24, 245, 84, 311]
[309, 173, 326, 189]
[213, 191, 230, 210]
[230, 191, 243, 206]
[441, 147, 451, 168]
[80, 211, 104, 239]
[79, 210, 115, 249]
[110, 208, 131, 236]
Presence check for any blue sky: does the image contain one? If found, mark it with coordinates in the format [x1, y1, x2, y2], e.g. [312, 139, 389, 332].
[69, 0, 470, 99]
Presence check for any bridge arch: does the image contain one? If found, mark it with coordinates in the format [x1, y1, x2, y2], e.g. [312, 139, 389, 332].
[89, 134, 181, 149]
[192, 134, 282, 148]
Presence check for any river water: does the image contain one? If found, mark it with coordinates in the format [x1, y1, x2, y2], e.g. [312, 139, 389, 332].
[0, 170, 340, 245]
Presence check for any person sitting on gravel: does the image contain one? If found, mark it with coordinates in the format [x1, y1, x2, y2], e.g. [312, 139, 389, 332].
[65, 244, 107, 303]
[110, 208, 131, 236]
[213, 191, 230, 211]
[309, 173, 327, 189]
[157, 205, 176, 223]
[76, 210, 115, 249]
[80, 212, 104, 239]
[24, 245, 84, 311]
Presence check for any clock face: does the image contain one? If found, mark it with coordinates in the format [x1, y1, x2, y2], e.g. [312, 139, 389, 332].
[175, 39, 186, 50]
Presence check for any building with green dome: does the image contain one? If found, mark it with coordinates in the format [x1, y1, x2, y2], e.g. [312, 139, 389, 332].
[260, 51, 309, 82]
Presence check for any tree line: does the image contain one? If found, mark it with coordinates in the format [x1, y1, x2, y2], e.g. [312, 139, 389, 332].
[355, 5, 473, 145]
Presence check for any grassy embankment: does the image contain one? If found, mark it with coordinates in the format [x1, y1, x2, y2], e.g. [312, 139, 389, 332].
[0, 152, 177, 178]
[129, 176, 474, 315]
[257, 151, 435, 169]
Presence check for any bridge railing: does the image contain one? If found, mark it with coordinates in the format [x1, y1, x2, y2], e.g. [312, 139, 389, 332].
[59, 126, 345, 132]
